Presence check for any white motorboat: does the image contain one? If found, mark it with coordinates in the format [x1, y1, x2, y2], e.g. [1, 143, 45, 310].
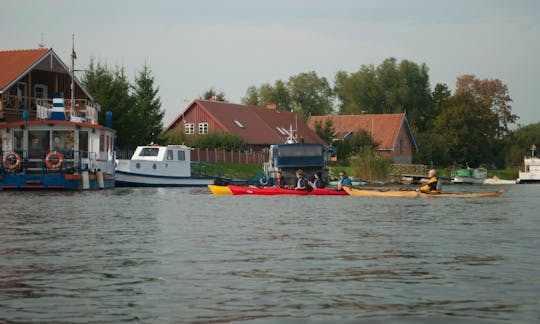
[115, 144, 215, 187]
[517, 145, 540, 184]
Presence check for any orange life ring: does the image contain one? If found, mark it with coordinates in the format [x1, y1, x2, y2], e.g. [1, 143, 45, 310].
[45, 151, 64, 169]
[3, 151, 21, 170]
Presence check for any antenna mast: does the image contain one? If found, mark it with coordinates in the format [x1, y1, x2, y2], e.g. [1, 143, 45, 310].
[70, 34, 76, 118]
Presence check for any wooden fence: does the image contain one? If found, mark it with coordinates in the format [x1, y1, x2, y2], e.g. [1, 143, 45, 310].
[191, 149, 267, 164]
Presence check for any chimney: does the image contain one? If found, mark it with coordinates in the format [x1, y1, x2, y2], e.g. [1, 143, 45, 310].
[266, 103, 276, 110]
[210, 96, 218, 102]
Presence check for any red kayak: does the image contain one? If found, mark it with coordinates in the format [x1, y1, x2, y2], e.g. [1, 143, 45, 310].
[227, 185, 348, 196]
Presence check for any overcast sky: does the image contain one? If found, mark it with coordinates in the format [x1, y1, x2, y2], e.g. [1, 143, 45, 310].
[2, 0, 539, 127]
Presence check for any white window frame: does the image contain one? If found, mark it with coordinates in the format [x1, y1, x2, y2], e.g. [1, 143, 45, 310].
[185, 123, 194, 134]
[198, 122, 208, 134]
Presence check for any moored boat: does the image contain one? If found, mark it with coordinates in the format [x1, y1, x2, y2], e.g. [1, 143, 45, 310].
[517, 145, 540, 184]
[227, 184, 348, 196]
[1, 46, 115, 190]
[451, 167, 487, 184]
[343, 186, 504, 198]
[115, 144, 215, 187]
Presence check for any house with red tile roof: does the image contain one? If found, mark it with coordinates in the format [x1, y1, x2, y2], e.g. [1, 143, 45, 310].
[0, 48, 93, 123]
[165, 99, 326, 152]
[307, 113, 418, 164]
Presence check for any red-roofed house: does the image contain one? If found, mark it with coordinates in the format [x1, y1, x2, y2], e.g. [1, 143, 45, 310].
[307, 113, 418, 164]
[0, 48, 92, 123]
[165, 100, 326, 152]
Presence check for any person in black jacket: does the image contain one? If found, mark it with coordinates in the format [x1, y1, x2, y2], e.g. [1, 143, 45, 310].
[294, 169, 312, 191]
[274, 171, 287, 188]
[309, 171, 326, 189]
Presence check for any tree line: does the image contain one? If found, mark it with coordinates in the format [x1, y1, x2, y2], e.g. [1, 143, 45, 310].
[82, 57, 539, 170]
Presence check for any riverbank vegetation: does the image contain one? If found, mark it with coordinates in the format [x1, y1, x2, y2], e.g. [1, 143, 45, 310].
[82, 56, 539, 180]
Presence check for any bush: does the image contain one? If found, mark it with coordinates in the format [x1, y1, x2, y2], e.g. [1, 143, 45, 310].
[348, 148, 393, 181]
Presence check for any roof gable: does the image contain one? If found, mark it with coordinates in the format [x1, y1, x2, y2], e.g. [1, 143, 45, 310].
[308, 113, 417, 150]
[0, 48, 50, 91]
[0, 48, 92, 99]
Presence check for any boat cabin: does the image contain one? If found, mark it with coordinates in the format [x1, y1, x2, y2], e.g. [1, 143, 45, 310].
[116, 145, 193, 177]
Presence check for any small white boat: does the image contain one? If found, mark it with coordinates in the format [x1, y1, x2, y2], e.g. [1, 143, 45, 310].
[115, 144, 215, 187]
[517, 145, 540, 184]
[483, 177, 516, 185]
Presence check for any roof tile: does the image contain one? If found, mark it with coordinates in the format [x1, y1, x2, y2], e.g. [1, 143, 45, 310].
[0, 48, 50, 91]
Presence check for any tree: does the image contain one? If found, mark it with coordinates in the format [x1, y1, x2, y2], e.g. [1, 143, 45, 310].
[313, 119, 336, 144]
[335, 129, 379, 161]
[505, 122, 540, 167]
[132, 63, 164, 145]
[432, 92, 499, 165]
[82, 59, 135, 149]
[287, 71, 334, 119]
[200, 88, 227, 101]
[455, 75, 517, 137]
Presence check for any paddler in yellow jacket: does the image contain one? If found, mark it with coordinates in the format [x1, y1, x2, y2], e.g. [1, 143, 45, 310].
[419, 169, 441, 194]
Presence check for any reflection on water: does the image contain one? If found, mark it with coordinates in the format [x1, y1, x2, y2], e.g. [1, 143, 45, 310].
[0, 185, 539, 323]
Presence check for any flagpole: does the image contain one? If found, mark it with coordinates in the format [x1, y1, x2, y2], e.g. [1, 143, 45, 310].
[70, 33, 76, 118]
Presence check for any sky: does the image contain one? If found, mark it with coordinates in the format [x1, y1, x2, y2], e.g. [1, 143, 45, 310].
[2, 0, 539, 127]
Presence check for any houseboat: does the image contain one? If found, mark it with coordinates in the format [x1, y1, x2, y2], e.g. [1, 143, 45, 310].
[0, 47, 115, 189]
[517, 145, 540, 184]
[0, 95, 115, 189]
[115, 144, 215, 187]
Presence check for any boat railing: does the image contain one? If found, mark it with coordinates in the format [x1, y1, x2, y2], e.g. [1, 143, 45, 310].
[1, 149, 108, 175]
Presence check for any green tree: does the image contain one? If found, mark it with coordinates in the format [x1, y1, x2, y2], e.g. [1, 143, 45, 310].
[200, 88, 227, 101]
[313, 119, 336, 144]
[132, 63, 164, 145]
[334, 58, 432, 132]
[82, 59, 135, 149]
[287, 71, 333, 119]
[335, 129, 379, 161]
[455, 75, 517, 137]
[505, 122, 540, 167]
[432, 92, 499, 165]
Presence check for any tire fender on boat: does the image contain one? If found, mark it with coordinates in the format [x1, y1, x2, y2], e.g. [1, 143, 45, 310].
[45, 151, 64, 169]
[3, 151, 21, 170]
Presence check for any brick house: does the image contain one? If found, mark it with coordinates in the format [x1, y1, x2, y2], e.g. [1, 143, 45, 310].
[165, 99, 326, 152]
[307, 113, 418, 164]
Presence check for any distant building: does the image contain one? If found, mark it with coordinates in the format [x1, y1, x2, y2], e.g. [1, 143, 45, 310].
[165, 99, 326, 152]
[307, 113, 418, 164]
[0, 48, 93, 123]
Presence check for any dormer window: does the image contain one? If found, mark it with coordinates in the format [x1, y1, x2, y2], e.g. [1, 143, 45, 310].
[234, 119, 244, 129]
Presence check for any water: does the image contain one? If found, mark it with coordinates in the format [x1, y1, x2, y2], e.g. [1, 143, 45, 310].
[1, 185, 539, 323]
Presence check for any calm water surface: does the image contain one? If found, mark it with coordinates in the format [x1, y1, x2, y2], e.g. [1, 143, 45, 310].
[1, 185, 539, 323]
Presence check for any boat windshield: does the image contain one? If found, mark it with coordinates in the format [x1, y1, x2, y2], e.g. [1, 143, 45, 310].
[139, 147, 160, 157]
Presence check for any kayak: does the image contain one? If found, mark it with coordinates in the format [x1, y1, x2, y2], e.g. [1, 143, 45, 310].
[208, 184, 232, 195]
[227, 185, 348, 196]
[343, 186, 504, 198]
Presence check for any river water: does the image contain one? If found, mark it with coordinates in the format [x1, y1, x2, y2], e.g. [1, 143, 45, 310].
[0, 184, 539, 323]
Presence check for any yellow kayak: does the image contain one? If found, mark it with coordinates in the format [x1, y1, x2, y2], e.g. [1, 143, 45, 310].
[343, 186, 504, 198]
[208, 184, 232, 195]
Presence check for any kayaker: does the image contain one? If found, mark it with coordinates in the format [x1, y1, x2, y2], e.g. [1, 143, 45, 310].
[419, 169, 442, 194]
[274, 171, 287, 188]
[337, 171, 352, 190]
[294, 169, 312, 191]
[309, 171, 326, 189]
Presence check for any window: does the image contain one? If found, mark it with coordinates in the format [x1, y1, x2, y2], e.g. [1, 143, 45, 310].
[185, 123, 194, 134]
[178, 150, 185, 161]
[166, 150, 174, 160]
[234, 119, 244, 128]
[198, 122, 208, 134]
[34, 84, 48, 99]
[139, 147, 159, 157]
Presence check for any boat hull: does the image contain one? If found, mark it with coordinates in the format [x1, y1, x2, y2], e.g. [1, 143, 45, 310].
[115, 170, 214, 187]
[343, 186, 504, 198]
[228, 185, 348, 195]
[208, 184, 232, 195]
[0, 173, 114, 190]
